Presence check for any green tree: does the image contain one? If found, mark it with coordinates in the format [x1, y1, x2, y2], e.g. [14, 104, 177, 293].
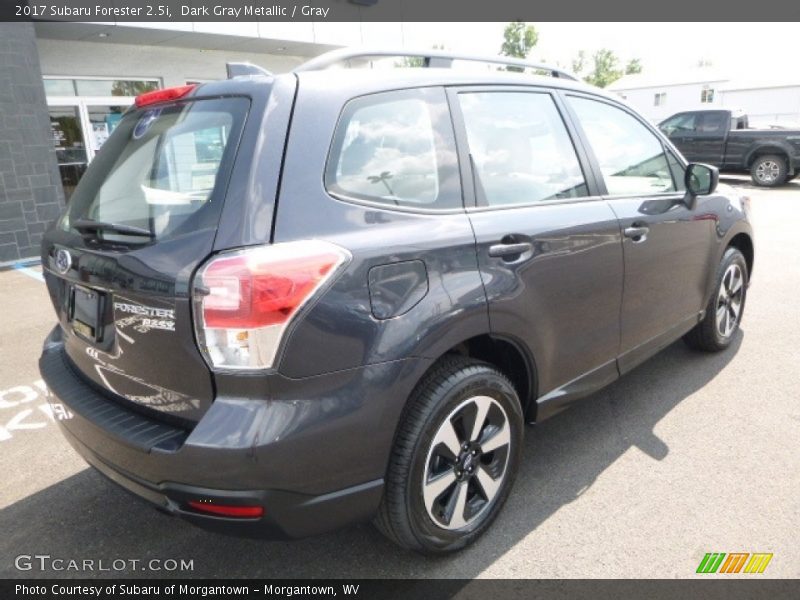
[571, 50, 587, 75]
[625, 58, 642, 75]
[500, 21, 538, 71]
[583, 48, 624, 88]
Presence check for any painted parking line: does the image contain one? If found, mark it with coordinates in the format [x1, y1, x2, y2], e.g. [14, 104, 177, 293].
[0, 380, 58, 443]
[13, 263, 44, 283]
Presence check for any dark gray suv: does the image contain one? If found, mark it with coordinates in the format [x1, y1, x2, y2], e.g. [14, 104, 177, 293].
[39, 49, 754, 553]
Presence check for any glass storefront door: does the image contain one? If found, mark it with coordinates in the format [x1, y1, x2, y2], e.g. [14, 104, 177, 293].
[86, 104, 127, 155]
[48, 106, 88, 202]
[46, 78, 160, 201]
[47, 93, 140, 201]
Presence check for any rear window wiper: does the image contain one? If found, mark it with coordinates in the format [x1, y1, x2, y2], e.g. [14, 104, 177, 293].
[72, 218, 155, 238]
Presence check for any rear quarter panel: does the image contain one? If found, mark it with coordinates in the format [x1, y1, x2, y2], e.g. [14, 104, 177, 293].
[271, 74, 489, 379]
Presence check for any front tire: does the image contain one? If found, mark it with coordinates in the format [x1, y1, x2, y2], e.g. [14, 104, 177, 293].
[750, 154, 788, 187]
[684, 247, 748, 352]
[375, 356, 523, 553]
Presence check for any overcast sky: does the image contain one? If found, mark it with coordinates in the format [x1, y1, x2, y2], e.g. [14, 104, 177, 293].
[399, 22, 796, 77]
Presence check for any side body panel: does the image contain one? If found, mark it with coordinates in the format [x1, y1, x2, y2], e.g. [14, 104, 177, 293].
[446, 85, 625, 418]
[272, 76, 490, 379]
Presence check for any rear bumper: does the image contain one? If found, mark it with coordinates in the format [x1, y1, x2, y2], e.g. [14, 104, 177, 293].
[40, 325, 426, 538]
[58, 422, 382, 539]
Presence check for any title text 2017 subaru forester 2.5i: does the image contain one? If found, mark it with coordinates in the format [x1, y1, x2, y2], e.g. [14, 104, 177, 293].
[39, 49, 753, 553]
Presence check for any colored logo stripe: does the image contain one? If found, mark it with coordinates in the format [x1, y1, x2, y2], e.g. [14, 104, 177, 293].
[744, 553, 773, 573]
[719, 553, 749, 573]
[697, 552, 773, 574]
[697, 553, 726, 573]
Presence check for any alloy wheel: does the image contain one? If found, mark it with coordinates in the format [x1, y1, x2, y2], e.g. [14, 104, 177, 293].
[716, 263, 744, 338]
[755, 160, 781, 183]
[423, 395, 511, 530]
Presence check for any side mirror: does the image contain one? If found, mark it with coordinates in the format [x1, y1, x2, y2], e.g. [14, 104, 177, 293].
[684, 163, 719, 209]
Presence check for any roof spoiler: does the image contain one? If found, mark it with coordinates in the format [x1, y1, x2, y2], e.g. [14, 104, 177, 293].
[226, 62, 273, 79]
[293, 47, 578, 81]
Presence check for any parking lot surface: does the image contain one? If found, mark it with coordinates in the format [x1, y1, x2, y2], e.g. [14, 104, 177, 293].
[1, 178, 798, 578]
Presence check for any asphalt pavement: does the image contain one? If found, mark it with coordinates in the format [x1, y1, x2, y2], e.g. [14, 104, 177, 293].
[1, 177, 798, 578]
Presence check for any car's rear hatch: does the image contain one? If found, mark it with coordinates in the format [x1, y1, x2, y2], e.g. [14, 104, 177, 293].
[41, 90, 253, 425]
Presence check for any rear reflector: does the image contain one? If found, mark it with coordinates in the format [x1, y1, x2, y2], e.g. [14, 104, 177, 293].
[187, 501, 264, 518]
[193, 240, 350, 370]
[135, 85, 196, 108]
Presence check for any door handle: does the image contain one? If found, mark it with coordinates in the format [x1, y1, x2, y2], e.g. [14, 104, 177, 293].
[488, 242, 533, 258]
[623, 225, 650, 242]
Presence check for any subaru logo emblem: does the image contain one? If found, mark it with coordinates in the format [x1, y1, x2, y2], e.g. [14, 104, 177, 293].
[55, 248, 72, 275]
[133, 108, 161, 139]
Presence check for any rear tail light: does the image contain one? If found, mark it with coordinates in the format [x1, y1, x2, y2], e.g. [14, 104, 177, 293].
[192, 240, 350, 370]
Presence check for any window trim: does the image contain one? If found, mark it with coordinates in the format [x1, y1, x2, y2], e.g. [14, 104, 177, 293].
[560, 90, 689, 201]
[323, 86, 465, 215]
[445, 84, 606, 212]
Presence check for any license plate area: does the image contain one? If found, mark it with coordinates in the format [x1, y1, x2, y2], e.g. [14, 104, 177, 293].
[70, 285, 105, 342]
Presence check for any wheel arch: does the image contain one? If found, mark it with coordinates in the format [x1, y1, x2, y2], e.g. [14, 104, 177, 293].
[727, 232, 754, 279]
[422, 333, 539, 423]
[745, 145, 792, 170]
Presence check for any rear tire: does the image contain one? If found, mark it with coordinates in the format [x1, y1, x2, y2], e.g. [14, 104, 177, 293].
[684, 247, 748, 352]
[750, 154, 788, 187]
[375, 356, 523, 553]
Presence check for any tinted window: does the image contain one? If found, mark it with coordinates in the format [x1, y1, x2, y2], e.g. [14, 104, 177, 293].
[660, 113, 696, 135]
[61, 97, 248, 243]
[458, 92, 588, 207]
[697, 112, 727, 134]
[568, 96, 675, 196]
[326, 88, 460, 210]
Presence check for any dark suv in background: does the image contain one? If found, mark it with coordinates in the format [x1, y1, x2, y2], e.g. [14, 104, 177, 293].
[39, 49, 754, 553]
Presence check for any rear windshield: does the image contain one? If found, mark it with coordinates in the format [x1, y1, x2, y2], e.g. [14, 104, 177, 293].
[60, 97, 249, 243]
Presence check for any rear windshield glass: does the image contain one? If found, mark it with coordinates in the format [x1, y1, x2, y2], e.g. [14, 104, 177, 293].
[60, 97, 249, 242]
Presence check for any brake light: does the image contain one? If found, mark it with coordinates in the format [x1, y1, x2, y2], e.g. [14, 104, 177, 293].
[193, 240, 350, 370]
[187, 501, 264, 518]
[135, 85, 196, 108]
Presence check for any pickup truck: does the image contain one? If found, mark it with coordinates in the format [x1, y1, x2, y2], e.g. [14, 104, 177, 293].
[659, 109, 800, 187]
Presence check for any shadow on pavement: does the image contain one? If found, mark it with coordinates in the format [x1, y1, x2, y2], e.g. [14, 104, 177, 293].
[0, 332, 743, 579]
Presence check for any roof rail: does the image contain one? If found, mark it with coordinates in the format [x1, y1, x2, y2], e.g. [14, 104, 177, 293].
[226, 62, 273, 79]
[294, 47, 578, 81]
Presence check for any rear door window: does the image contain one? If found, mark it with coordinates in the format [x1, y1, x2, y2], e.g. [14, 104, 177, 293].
[326, 88, 461, 210]
[457, 91, 589, 207]
[61, 97, 249, 242]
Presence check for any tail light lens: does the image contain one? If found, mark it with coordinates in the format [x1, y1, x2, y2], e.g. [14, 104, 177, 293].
[193, 240, 350, 370]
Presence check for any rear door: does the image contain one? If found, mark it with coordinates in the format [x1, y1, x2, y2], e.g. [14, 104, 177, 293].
[449, 87, 624, 414]
[562, 93, 716, 373]
[41, 94, 251, 424]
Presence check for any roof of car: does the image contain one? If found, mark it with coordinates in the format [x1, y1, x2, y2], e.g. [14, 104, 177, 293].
[292, 67, 608, 96]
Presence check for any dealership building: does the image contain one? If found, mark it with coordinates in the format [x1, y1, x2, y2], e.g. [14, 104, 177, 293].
[609, 69, 800, 126]
[0, 20, 402, 263]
